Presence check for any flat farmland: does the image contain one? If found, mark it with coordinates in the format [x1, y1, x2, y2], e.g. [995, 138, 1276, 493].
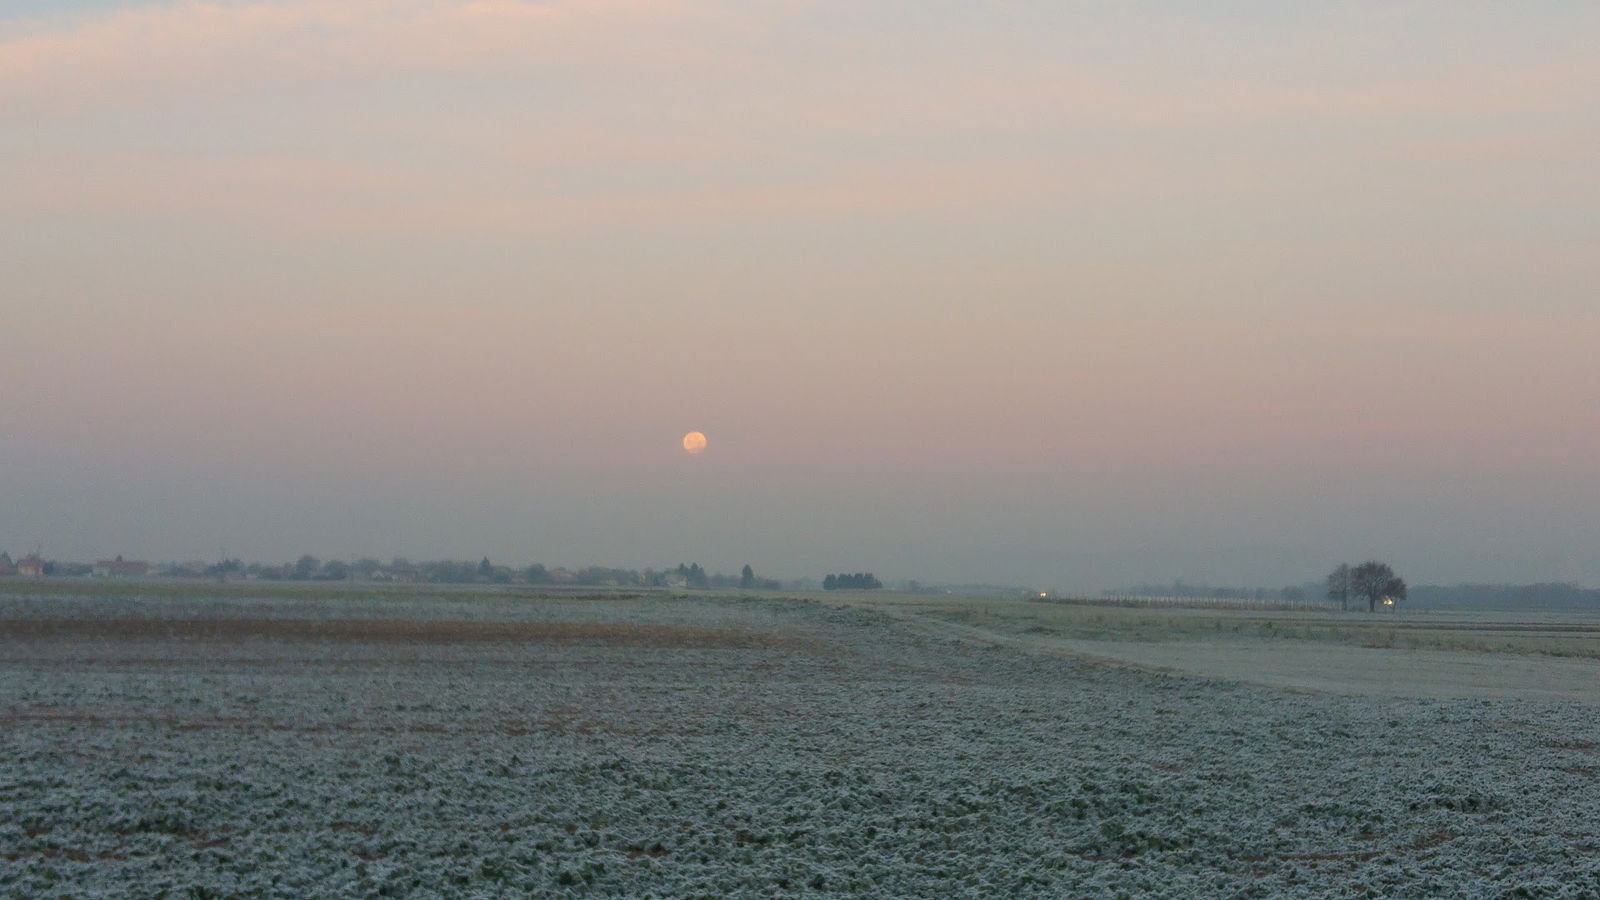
[844, 595, 1600, 703]
[2, 586, 1598, 897]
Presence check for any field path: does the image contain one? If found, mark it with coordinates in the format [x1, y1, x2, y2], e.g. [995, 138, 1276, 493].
[845, 598, 1600, 703]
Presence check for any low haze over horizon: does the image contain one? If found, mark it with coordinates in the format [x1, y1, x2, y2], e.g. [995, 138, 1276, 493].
[3, 1, 1596, 592]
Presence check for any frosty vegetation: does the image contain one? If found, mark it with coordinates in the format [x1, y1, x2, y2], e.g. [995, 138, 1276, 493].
[2, 587, 1598, 897]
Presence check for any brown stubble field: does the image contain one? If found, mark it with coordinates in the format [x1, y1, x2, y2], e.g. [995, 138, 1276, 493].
[0, 615, 811, 649]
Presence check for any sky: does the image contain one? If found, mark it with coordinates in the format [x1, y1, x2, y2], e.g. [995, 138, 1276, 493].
[2, 0, 1596, 592]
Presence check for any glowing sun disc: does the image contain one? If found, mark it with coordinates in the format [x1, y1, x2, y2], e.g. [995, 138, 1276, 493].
[682, 431, 707, 454]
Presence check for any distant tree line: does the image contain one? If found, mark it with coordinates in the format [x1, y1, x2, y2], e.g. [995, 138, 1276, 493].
[668, 562, 782, 590]
[1104, 572, 1600, 613]
[675, 563, 709, 588]
[1113, 581, 1308, 604]
[1405, 583, 1600, 610]
[226, 556, 787, 589]
[823, 573, 882, 591]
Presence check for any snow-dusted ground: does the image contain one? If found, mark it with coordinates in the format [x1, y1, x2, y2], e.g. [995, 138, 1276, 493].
[3, 591, 1598, 897]
[859, 602, 1600, 704]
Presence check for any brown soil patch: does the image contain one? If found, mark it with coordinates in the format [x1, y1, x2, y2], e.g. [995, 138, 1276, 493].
[2, 848, 127, 863]
[1, 705, 700, 738]
[0, 617, 805, 649]
[1407, 829, 1457, 851]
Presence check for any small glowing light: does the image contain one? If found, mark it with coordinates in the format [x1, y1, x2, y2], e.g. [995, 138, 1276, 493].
[1039, 592, 1049, 598]
[682, 431, 707, 454]
[1382, 597, 1395, 606]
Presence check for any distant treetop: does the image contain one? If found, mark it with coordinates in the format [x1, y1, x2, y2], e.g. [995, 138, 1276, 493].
[823, 572, 881, 591]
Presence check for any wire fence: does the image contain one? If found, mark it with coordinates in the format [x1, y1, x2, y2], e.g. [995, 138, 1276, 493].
[1052, 594, 1346, 612]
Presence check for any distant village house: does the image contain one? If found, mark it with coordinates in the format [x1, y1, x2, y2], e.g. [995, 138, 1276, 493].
[93, 555, 150, 578]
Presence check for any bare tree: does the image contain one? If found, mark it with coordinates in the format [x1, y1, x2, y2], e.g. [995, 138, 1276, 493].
[1349, 561, 1406, 613]
[1326, 563, 1351, 612]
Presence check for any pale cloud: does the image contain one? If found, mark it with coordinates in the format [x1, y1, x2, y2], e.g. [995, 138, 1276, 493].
[0, 0, 711, 115]
[1, 144, 1069, 235]
[1381, 129, 1599, 166]
[4, 149, 418, 231]
[9, 0, 1596, 129]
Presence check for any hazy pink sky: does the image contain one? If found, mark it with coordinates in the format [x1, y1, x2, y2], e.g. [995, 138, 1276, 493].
[3, 1, 1597, 589]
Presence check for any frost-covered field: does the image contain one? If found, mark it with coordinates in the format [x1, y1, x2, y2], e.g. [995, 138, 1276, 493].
[854, 595, 1600, 702]
[3, 588, 1599, 897]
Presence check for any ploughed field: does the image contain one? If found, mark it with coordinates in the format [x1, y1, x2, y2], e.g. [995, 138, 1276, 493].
[2, 587, 1598, 897]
